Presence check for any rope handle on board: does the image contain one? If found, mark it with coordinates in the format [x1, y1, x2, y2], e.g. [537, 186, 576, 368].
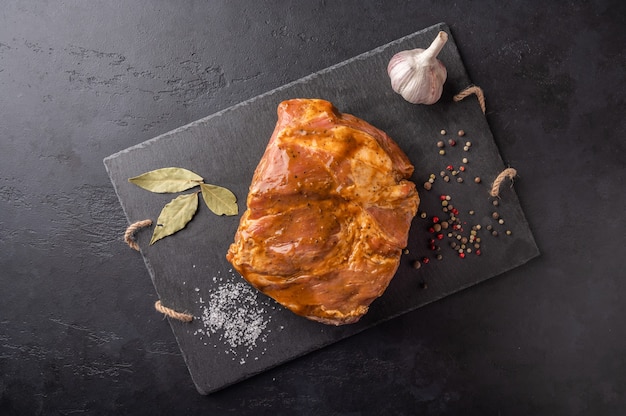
[490, 168, 518, 197]
[123, 219, 152, 251]
[454, 85, 486, 114]
[154, 300, 193, 323]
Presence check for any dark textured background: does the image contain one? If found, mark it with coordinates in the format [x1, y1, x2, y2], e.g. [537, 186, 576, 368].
[1, 1, 625, 414]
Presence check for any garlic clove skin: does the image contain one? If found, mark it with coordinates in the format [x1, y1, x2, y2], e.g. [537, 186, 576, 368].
[387, 31, 448, 105]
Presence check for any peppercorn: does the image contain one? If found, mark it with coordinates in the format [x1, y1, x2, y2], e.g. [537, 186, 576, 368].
[492, 199, 499, 206]
[437, 140, 445, 148]
[457, 130, 465, 137]
[439, 149, 446, 155]
[474, 176, 481, 183]
[423, 182, 432, 190]
[492, 212, 500, 219]
[457, 177, 464, 183]
[440, 129, 446, 135]
[412, 260, 422, 269]
[448, 139, 456, 146]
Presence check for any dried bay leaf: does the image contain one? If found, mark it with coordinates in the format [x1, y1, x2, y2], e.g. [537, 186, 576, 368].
[200, 183, 238, 216]
[129, 167, 203, 193]
[150, 192, 199, 244]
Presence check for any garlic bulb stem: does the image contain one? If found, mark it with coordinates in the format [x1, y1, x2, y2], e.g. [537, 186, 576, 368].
[422, 31, 448, 61]
[387, 31, 449, 105]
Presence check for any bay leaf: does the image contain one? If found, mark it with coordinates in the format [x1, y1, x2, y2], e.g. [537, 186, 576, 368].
[129, 167, 203, 193]
[150, 192, 199, 245]
[200, 183, 238, 216]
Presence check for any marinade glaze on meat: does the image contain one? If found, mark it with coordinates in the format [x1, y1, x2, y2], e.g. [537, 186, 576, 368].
[227, 99, 419, 325]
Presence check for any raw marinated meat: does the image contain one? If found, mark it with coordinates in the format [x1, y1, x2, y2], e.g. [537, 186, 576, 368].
[227, 99, 419, 325]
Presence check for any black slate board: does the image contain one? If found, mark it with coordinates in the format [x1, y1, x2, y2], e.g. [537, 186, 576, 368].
[104, 23, 539, 394]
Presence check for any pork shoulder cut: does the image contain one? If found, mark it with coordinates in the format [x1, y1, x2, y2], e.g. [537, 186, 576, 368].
[227, 99, 419, 325]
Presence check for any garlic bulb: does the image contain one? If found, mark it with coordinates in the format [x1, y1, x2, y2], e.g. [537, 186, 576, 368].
[387, 31, 448, 104]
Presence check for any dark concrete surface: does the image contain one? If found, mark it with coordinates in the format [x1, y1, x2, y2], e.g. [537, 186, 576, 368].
[1, 1, 624, 414]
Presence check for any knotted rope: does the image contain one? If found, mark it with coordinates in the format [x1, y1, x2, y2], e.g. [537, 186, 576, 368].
[154, 300, 193, 322]
[123, 219, 152, 251]
[490, 168, 518, 197]
[454, 85, 486, 114]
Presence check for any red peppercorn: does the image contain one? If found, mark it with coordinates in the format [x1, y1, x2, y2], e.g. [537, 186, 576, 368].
[422, 257, 430, 264]
[432, 216, 440, 223]
[446, 165, 454, 171]
[440, 194, 447, 201]
[428, 227, 435, 233]
[452, 208, 459, 215]
[437, 233, 444, 240]
[448, 139, 456, 146]
[475, 250, 481, 256]
[459, 252, 466, 259]
[459, 166, 466, 172]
